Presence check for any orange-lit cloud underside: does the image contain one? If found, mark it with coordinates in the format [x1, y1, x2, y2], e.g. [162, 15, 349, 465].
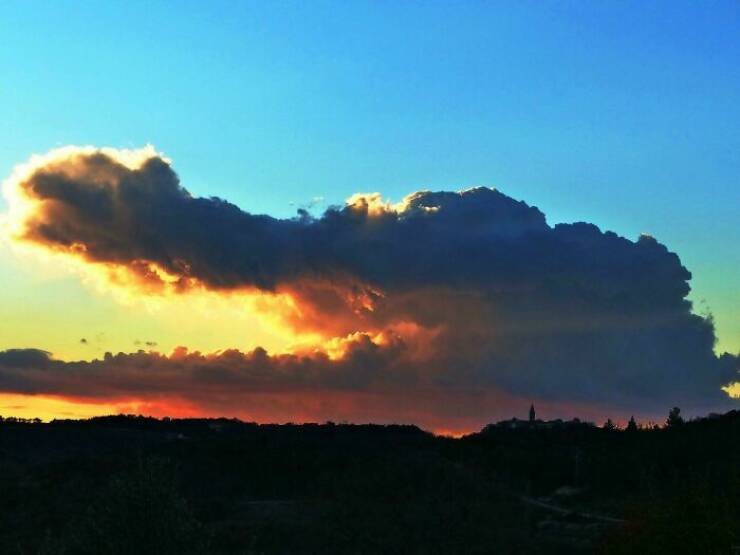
[0, 146, 737, 431]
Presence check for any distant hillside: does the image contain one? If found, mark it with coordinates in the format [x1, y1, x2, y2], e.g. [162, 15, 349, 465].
[2, 410, 740, 554]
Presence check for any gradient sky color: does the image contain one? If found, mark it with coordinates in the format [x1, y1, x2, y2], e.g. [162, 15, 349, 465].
[1, 0, 738, 367]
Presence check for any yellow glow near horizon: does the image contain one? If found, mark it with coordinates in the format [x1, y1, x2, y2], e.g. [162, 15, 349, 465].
[0, 393, 124, 421]
[0, 393, 209, 421]
[0, 243, 304, 361]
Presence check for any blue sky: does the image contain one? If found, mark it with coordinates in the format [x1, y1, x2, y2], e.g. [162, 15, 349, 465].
[0, 0, 738, 352]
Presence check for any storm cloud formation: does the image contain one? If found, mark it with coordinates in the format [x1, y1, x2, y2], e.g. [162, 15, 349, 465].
[2, 146, 738, 427]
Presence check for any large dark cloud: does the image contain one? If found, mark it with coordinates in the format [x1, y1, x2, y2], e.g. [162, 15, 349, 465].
[3, 147, 738, 424]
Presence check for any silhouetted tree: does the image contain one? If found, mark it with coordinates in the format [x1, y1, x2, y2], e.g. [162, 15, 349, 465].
[666, 406, 684, 428]
[626, 416, 638, 432]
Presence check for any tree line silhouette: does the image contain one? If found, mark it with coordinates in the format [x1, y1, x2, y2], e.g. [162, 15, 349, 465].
[1, 407, 739, 554]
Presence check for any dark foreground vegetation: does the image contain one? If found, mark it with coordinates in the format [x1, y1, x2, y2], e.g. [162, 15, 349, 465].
[2, 409, 740, 554]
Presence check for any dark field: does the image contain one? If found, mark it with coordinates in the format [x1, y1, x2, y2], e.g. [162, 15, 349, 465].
[2, 411, 740, 554]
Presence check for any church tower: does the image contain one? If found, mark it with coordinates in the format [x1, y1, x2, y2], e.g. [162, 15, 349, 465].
[529, 404, 536, 423]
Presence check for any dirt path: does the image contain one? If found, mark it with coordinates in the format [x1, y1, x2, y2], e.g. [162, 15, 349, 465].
[518, 495, 627, 524]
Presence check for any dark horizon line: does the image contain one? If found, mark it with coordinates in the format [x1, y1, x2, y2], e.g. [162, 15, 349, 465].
[1, 406, 735, 435]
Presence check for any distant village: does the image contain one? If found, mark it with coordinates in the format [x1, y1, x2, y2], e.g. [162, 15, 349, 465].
[492, 404, 595, 430]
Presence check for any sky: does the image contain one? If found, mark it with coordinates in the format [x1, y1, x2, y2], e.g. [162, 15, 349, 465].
[0, 1, 738, 431]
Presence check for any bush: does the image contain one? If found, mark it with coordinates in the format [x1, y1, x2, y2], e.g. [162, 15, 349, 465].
[66, 456, 208, 555]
